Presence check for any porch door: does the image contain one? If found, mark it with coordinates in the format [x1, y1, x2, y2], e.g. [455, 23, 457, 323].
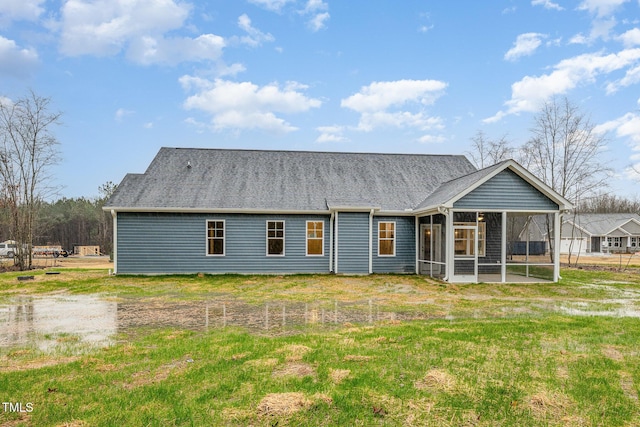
[419, 224, 441, 275]
[451, 224, 478, 283]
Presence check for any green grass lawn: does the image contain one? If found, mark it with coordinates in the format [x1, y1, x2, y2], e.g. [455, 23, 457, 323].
[1, 269, 639, 426]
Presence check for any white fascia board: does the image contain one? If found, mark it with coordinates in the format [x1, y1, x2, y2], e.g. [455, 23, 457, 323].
[563, 220, 593, 237]
[104, 206, 332, 215]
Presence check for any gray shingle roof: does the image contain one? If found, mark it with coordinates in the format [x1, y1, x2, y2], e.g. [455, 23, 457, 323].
[105, 147, 478, 212]
[566, 213, 640, 235]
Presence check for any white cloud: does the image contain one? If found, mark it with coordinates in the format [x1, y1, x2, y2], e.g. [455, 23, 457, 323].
[300, 0, 330, 32]
[341, 79, 447, 113]
[485, 48, 640, 122]
[248, 0, 295, 12]
[60, 0, 190, 57]
[316, 125, 348, 143]
[180, 78, 322, 133]
[308, 12, 330, 32]
[340, 79, 447, 142]
[0, 0, 45, 25]
[531, 0, 564, 11]
[504, 33, 547, 61]
[115, 108, 134, 121]
[58, 0, 225, 65]
[0, 36, 38, 78]
[127, 33, 225, 65]
[235, 14, 275, 47]
[619, 28, 640, 47]
[596, 111, 640, 180]
[577, 0, 630, 17]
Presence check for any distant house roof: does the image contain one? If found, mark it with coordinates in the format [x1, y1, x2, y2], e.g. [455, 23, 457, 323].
[105, 148, 477, 212]
[564, 213, 640, 236]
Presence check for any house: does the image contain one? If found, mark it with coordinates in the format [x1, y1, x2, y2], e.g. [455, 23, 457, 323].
[561, 213, 640, 255]
[104, 148, 572, 283]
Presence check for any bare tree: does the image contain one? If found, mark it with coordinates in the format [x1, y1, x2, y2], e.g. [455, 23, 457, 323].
[467, 130, 514, 169]
[520, 96, 611, 265]
[0, 91, 62, 270]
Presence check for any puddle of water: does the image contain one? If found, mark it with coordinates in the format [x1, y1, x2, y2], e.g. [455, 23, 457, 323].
[0, 294, 117, 351]
[1, 295, 409, 352]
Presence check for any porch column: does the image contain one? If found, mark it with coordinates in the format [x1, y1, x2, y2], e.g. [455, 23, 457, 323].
[501, 211, 507, 283]
[445, 209, 453, 281]
[554, 211, 561, 282]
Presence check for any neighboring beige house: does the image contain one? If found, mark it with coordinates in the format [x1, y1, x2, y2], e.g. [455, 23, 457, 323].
[561, 213, 640, 255]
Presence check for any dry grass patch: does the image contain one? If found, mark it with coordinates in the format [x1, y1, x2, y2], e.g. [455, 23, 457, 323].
[273, 362, 316, 378]
[123, 358, 190, 389]
[257, 392, 312, 416]
[619, 371, 638, 401]
[329, 368, 351, 384]
[602, 345, 624, 361]
[414, 368, 457, 393]
[526, 388, 573, 419]
[277, 344, 312, 361]
[0, 355, 80, 372]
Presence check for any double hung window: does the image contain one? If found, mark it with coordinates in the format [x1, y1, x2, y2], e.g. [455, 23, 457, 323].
[267, 221, 285, 256]
[206, 220, 225, 256]
[306, 221, 324, 256]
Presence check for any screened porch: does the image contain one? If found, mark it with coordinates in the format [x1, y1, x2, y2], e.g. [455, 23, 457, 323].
[417, 211, 560, 283]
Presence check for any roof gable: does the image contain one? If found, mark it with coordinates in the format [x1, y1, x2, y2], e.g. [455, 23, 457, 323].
[415, 160, 571, 212]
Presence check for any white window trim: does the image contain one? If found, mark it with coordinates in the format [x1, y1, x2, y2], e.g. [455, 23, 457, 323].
[206, 219, 225, 257]
[306, 220, 324, 257]
[378, 221, 396, 257]
[266, 220, 285, 257]
[454, 221, 486, 257]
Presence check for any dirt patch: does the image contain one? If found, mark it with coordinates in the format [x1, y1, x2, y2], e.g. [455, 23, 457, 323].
[343, 354, 373, 362]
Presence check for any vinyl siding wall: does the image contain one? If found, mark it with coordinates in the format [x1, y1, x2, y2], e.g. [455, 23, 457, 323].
[454, 169, 559, 211]
[372, 216, 415, 273]
[116, 213, 331, 274]
[335, 212, 369, 274]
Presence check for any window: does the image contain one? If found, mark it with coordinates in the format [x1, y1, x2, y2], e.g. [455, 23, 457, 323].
[206, 220, 225, 256]
[454, 222, 486, 257]
[267, 221, 285, 256]
[378, 222, 395, 256]
[630, 237, 638, 248]
[306, 221, 324, 256]
[607, 236, 621, 248]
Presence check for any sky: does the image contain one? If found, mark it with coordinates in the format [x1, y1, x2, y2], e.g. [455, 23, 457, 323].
[1, 0, 640, 200]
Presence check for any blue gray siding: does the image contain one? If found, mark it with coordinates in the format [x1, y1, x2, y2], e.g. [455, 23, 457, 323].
[373, 216, 415, 273]
[454, 169, 559, 210]
[335, 212, 369, 274]
[117, 213, 330, 274]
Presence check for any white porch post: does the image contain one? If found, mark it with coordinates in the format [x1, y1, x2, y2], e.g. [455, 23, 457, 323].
[445, 209, 453, 281]
[554, 211, 561, 282]
[501, 211, 507, 283]
[111, 209, 117, 274]
[369, 209, 374, 274]
[415, 216, 419, 274]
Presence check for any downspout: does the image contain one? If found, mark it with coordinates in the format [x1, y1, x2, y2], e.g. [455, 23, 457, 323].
[110, 210, 117, 275]
[369, 209, 374, 274]
[329, 211, 335, 273]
